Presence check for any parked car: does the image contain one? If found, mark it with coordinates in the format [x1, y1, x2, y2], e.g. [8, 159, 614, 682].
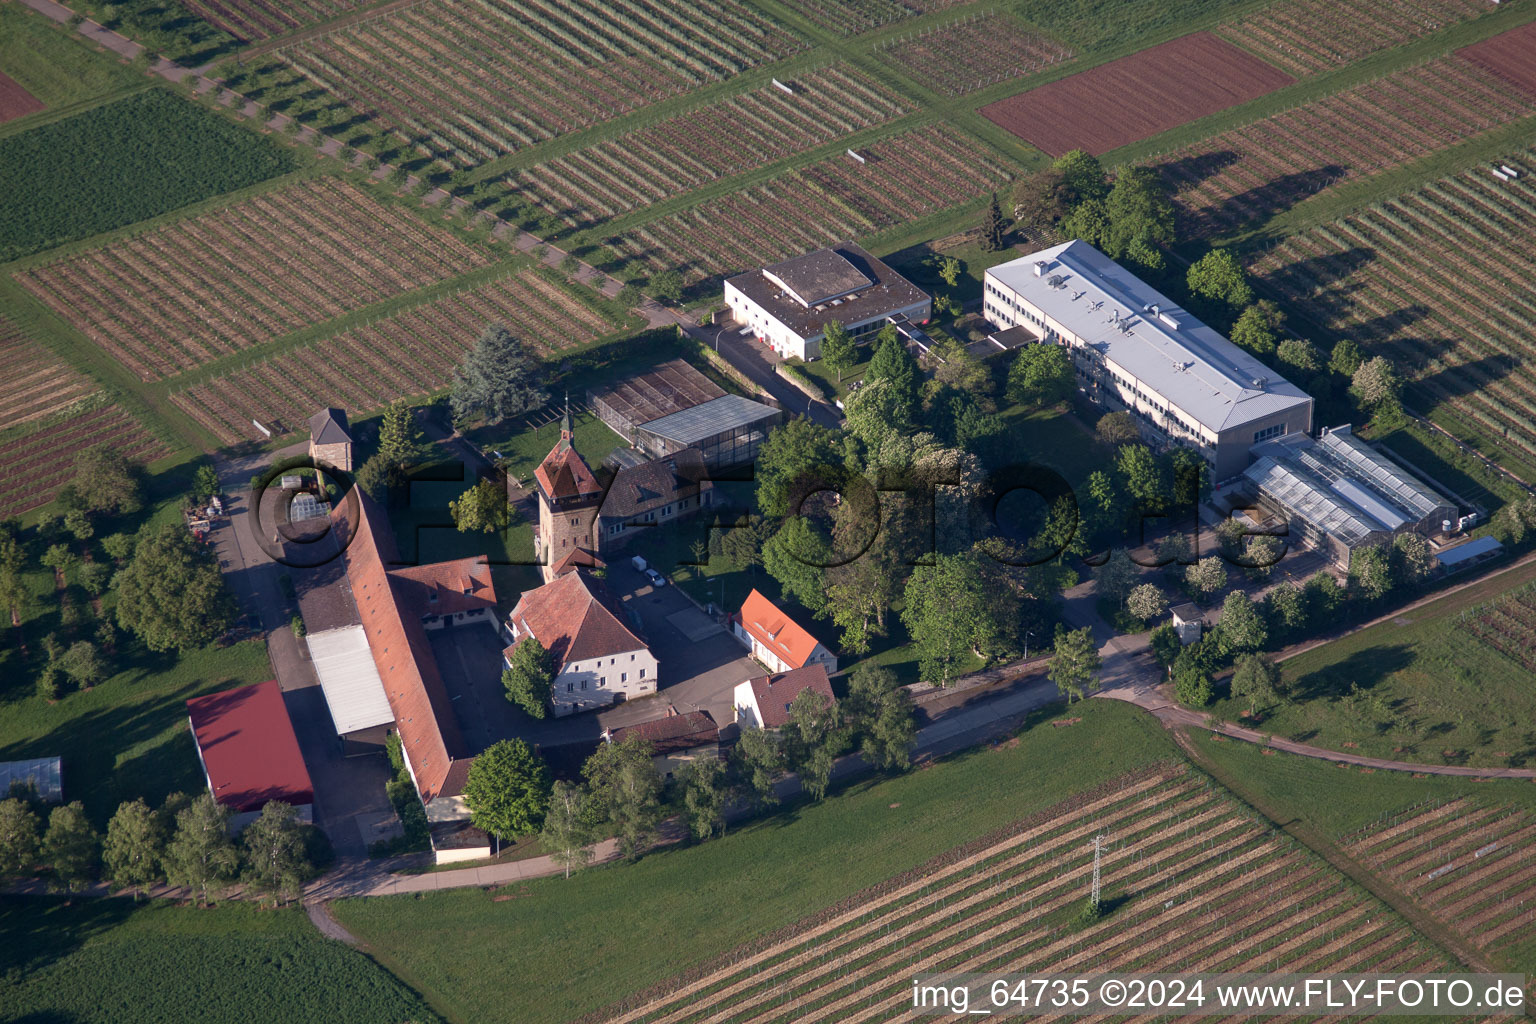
[645, 568, 666, 588]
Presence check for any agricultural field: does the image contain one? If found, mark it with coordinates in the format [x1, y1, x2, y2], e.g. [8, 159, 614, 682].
[0, 71, 44, 124]
[0, 89, 296, 263]
[979, 32, 1295, 157]
[172, 270, 622, 443]
[277, 0, 805, 166]
[873, 12, 1074, 97]
[0, 3, 145, 118]
[1014, 0, 1251, 52]
[0, 898, 443, 1024]
[773, 0, 967, 37]
[0, 315, 98, 431]
[182, 0, 371, 43]
[591, 767, 1455, 1024]
[0, 404, 172, 518]
[15, 176, 490, 382]
[1248, 145, 1536, 467]
[503, 65, 912, 229]
[1462, 580, 1536, 672]
[1215, 0, 1496, 77]
[1157, 55, 1535, 240]
[1457, 19, 1536, 97]
[611, 124, 1016, 286]
[1344, 798, 1536, 959]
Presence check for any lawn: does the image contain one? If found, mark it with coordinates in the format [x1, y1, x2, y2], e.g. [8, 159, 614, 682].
[0, 4, 143, 125]
[330, 700, 1174, 1024]
[0, 897, 442, 1024]
[1207, 556, 1536, 769]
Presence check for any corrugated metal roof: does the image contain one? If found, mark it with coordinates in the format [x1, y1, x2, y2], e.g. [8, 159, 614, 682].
[306, 625, 396, 736]
[1437, 536, 1501, 566]
[988, 241, 1312, 434]
[640, 394, 781, 446]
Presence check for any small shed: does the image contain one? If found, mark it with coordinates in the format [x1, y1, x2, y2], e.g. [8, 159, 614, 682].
[1170, 603, 1204, 645]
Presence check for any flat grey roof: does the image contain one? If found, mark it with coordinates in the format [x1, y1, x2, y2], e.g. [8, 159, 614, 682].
[988, 241, 1312, 434]
[640, 394, 781, 446]
[762, 248, 873, 307]
[1437, 535, 1501, 566]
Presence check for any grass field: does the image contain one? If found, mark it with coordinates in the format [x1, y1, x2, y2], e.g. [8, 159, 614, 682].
[0, 5, 143, 126]
[330, 701, 1176, 1024]
[1208, 554, 1536, 769]
[0, 897, 443, 1024]
[0, 89, 297, 263]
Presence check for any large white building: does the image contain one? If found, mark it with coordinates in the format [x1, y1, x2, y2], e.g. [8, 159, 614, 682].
[984, 240, 1314, 481]
[724, 242, 930, 361]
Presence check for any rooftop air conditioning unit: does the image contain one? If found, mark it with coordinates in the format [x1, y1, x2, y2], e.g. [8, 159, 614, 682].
[1158, 311, 1179, 330]
[1034, 260, 1048, 277]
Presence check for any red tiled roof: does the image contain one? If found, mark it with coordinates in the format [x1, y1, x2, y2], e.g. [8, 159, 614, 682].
[609, 708, 719, 755]
[534, 438, 603, 503]
[186, 680, 314, 813]
[745, 664, 835, 729]
[735, 589, 823, 669]
[332, 494, 467, 802]
[506, 569, 646, 670]
[550, 547, 604, 577]
[388, 556, 496, 617]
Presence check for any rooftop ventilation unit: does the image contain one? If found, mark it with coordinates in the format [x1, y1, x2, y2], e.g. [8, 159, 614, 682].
[1034, 260, 1049, 277]
[1047, 274, 1064, 288]
[1250, 376, 1268, 388]
[1158, 311, 1179, 330]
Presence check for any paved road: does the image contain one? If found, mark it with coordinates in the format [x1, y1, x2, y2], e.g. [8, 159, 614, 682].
[689, 320, 843, 427]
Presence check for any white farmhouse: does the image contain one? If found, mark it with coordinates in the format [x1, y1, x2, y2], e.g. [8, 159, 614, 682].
[733, 664, 837, 731]
[732, 588, 837, 676]
[984, 240, 1314, 481]
[724, 242, 931, 361]
[503, 569, 657, 716]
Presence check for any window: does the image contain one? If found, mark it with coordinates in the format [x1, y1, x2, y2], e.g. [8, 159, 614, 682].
[639, 668, 646, 678]
[567, 683, 574, 693]
[621, 672, 627, 682]
[629, 654, 635, 661]
[570, 517, 578, 526]
[1253, 423, 1286, 444]
[581, 680, 588, 690]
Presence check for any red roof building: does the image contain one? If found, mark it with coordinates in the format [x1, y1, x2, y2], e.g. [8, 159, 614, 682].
[186, 681, 314, 816]
[732, 664, 836, 730]
[732, 589, 837, 675]
[388, 556, 496, 619]
[606, 708, 719, 756]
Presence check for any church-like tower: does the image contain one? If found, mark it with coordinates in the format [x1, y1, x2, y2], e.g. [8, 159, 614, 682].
[532, 402, 603, 582]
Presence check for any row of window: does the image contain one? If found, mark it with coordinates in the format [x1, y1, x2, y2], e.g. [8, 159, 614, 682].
[1253, 423, 1287, 444]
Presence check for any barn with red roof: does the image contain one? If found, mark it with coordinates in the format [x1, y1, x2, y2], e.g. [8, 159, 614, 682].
[186, 680, 314, 829]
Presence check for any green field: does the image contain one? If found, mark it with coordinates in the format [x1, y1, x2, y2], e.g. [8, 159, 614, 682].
[330, 701, 1174, 1024]
[1207, 556, 1536, 769]
[0, 898, 442, 1024]
[0, 5, 143, 124]
[0, 88, 297, 262]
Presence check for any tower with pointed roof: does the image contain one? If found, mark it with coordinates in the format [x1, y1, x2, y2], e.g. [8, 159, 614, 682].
[533, 398, 603, 582]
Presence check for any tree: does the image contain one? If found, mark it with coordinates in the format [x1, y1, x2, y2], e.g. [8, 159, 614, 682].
[1391, 532, 1434, 587]
[1126, 583, 1168, 622]
[782, 689, 846, 800]
[64, 508, 94, 541]
[1303, 570, 1344, 622]
[1186, 249, 1253, 320]
[1185, 556, 1228, 602]
[101, 532, 135, 563]
[42, 543, 76, 578]
[165, 794, 238, 906]
[103, 798, 164, 899]
[1048, 625, 1101, 702]
[1007, 344, 1074, 407]
[502, 637, 554, 719]
[649, 269, 684, 304]
[844, 663, 915, 771]
[1052, 150, 1108, 207]
[450, 477, 513, 533]
[464, 739, 552, 843]
[1215, 590, 1266, 658]
[449, 324, 548, 424]
[1094, 411, 1140, 446]
[819, 319, 857, 382]
[1330, 337, 1364, 378]
[115, 523, 234, 653]
[1011, 167, 1072, 231]
[1123, 236, 1166, 274]
[78, 560, 113, 597]
[582, 737, 662, 859]
[242, 801, 309, 906]
[903, 552, 1016, 685]
[375, 400, 431, 469]
[0, 798, 41, 877]
[1148, 623, 1182, 673]
[981, 191, 1008, 251]
[1061, 197, 1111, 249]
[1276, 338, 1323, 375]
[1265, 581, 1307, 641]
[1350, 545, 1393, 601]
[1230, 653, 1282, 717]
[1103, 165, 1175, 257]
[932, 254, 963, 288]
[540, 781, 593, 878]
[679, 757, 729, 839]
[1230, 303, 1278, 356]
[730, 727, 785, 811]
[1117, 444, 1168, 513]
[827, 554, 897, 654]
[193, 463, 221, 503]
[70, 445, 142, 515]
[1094, 548, 1137, 608]
[1351, 355, 1401, 410]
[762, 517, 829, 615]
[863, 331, 921, 425]
[59, 641, 106, 688]
[1172, 653, 1214, 707]
[42, 802, 98, 892]
[756, 418, 842, 519]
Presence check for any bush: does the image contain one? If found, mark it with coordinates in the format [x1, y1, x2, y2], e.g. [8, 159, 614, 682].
[290, 615, 305, 638]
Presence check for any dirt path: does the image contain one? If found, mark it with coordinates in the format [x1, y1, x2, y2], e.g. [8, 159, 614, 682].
[304, 900, 360, 945]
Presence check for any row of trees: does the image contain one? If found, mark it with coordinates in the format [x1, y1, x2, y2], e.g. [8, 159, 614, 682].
[0, 792, 320, 906]
[462, 664, 918, 867]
